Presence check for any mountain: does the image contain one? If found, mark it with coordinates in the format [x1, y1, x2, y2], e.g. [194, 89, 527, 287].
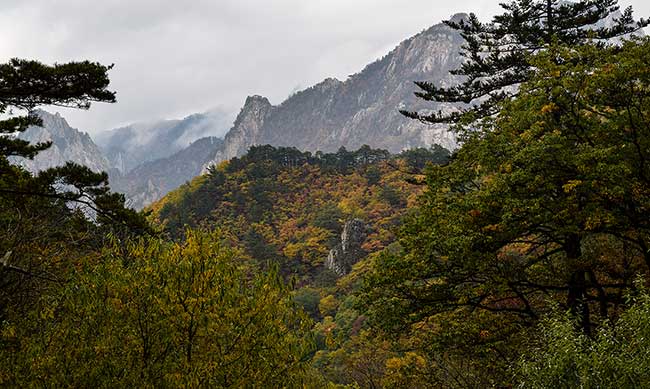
[8, 109, 227, 210]
[203, 14, 468, 169]
[96, 108, 234, 173]
[10, 109, 111, 174]
[110, 136, 224, 209]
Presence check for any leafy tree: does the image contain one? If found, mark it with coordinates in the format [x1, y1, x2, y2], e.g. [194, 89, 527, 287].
[364, 36, 650, 371]
[398, 145, 451, 172]
[401, 0, 648, 125]
[0, 230, 314, 387]
[514, 283, 650, 388]
[0, 58, 150, 319]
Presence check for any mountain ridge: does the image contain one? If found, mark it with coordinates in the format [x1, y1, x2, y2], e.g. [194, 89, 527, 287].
[203, 14, 468, 170]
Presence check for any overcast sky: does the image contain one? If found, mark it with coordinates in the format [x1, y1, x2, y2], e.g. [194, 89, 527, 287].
[1, 0, 648, 135]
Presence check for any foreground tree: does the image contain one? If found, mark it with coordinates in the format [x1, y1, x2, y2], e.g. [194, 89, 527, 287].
[364, 38, 650, 382]
[0, 230, 315, 387]
[0, 59, 150, 319]
[401, 0, 648, 125]
[0, 58, 115, 155]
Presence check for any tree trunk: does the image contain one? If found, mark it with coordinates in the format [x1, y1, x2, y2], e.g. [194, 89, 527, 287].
[565, 233, 591, 335]
[546, 0, 554, 40]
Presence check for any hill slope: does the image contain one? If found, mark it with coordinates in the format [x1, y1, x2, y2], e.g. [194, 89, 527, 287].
[151, 145, 449, 284]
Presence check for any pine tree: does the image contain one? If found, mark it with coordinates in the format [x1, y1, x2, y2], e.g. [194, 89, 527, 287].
[0, 59, 150, 319]
[401, 0, 648, 125]
[0, 58, 149, 233]
[365, 38, 650, 359]
[0, 59, 115, 157]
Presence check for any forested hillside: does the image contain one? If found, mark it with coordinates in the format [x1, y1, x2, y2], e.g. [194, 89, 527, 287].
[2, 0, 650, 387]
[151, 145, 449, 283]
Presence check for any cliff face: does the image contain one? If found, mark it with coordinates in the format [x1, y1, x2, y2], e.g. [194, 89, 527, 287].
[326, 219, 367, 277]
[205, 14, 468, 169]
[206, 96, 274, 167]
[10, 110, 111, 174]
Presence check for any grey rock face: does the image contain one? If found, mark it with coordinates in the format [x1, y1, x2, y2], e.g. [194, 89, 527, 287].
[326, 219, 367, 276]
[205, 15, 468, 168]
[10, 110, 111, 174]
[202, 96, 274, 172]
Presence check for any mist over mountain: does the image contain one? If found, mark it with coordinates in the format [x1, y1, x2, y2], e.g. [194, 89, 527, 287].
[111, 136, 224, 209]
[95, 108, 234, 173]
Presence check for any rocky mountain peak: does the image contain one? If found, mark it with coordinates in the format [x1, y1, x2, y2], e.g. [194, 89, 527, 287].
[10, 110, 110, 174]
[201, 95, 275, 171]
[448, 12, 469, 24]
[203, 14, 465, 169]
[243, 95, 272, 108]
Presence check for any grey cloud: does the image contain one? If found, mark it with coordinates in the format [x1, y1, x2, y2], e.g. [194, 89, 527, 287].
[1, 1, 648, 135]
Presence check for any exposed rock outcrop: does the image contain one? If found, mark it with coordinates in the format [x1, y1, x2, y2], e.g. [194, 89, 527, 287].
[326, 219, 367, 276]
[10, 110, 111, 174]
[202, 95, 274, 172]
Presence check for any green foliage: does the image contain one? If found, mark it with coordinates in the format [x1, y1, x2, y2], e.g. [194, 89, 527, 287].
[0, 230, 314, 387]
[294, 287, 323, 319]
[398, 145, 451, 171]
[152, 145, 431, 284]
[0, 58, 151, 322]
[515, 284, 650, 388]
[363, 38, 650, 385]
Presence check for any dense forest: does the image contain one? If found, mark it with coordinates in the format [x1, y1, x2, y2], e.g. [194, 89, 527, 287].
[2, 0, 650, 387]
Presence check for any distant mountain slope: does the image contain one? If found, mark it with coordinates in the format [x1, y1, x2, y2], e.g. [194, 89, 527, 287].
[111, 136, 224, 209]
[96, 108, 234, 173]
[204, 14, 468, 169]
[10, 109, 111, 174]
[8, 109, 227, 210]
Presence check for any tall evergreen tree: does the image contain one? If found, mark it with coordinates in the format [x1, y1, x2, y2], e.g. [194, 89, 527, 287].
[0, 59, 115, 157]
[0, 59, 150, 319]
[401, 0, 648, 125]
[365, 38, 650, 351]
[0, 58, 148, 232]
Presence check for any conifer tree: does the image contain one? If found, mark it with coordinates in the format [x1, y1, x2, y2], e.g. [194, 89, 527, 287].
[0, 58, 148, 233]
[401, 0, 648, 125]
[365, 38, 650, 347]
[0, 59, 115, 157]
[0, 59, 150, 318]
